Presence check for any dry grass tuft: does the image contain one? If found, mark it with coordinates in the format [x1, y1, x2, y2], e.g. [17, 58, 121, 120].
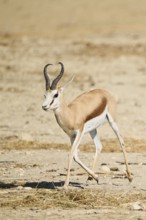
[0, 137, 146, 152]
[0, 188, 146, 209]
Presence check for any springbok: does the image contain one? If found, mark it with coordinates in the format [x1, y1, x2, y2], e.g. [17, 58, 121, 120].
[42, 62, 133, 189]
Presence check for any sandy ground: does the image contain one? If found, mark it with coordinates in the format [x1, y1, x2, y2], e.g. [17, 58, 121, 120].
[0, 150, 146, 219]
[0, 0, 146, 219]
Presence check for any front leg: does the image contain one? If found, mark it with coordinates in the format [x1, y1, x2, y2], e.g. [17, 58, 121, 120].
[64, 131, 84, 189]
[64, 130, 99, 189]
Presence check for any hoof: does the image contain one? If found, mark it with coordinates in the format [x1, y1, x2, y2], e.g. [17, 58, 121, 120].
[128, 175, 133, 182]
[87, 175, 99, 184]
[126, 171, 133, 182]
[95, 177, 99, 184]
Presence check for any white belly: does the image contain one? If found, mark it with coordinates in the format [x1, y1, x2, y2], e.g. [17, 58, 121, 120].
[83, 107, 107, 134]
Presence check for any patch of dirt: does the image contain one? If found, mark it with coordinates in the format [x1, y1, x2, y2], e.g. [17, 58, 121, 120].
[73, 41, 146, 58]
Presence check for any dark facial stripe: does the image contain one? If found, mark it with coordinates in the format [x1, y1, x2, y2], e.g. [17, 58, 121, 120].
[50, 99, 54, 106]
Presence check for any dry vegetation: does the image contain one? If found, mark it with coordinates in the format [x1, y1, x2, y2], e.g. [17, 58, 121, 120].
[1, 188, 146, 210]
[0, 138, 146, 153]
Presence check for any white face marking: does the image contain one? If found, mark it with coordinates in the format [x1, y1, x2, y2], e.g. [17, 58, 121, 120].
[83, 106, 107, 134]
[42, 89, 60, 111]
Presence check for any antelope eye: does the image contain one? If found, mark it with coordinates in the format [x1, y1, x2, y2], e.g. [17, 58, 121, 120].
[54, 93, 58, 98]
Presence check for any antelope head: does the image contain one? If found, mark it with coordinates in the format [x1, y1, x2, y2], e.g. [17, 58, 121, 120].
[42, 62, 65, 111]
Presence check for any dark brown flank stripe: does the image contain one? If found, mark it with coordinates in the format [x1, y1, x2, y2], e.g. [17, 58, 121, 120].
[85, 97, 107, 123]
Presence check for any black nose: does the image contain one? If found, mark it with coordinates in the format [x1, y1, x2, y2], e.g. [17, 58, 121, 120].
[42, 105, 47, 110]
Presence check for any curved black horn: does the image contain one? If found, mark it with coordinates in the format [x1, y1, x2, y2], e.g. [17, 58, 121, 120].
[50, 62, 64, 90]
[44, 63, 52, 90]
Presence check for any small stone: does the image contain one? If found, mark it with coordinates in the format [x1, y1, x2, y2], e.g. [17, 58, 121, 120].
[110, 167, 119, 171]
[101, 163, 108, 166]
[17, 186, 23, 190]
[23, 187, 32, 190]
[129, 202, 145, 211]
[101, 165, 111, 173]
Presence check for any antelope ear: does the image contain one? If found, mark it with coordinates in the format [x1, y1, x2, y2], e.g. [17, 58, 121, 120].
[62, 75, 75, 90]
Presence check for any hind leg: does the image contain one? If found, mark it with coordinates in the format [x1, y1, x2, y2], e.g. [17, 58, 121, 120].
[107, 112, 133, 182]
[87, 129, 102, 181]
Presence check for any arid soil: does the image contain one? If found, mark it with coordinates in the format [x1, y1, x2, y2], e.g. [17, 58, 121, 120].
[0, 0, 146, 219]
[0, 150, 146, 219]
